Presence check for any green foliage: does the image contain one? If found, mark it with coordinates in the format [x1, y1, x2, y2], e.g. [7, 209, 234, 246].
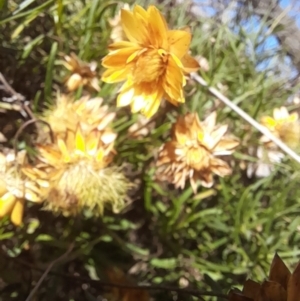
[1, 0, 300, 300]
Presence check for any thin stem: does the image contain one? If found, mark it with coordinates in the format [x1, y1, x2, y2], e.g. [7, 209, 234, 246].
[25, 243, 74, 301]
[16, 257, 227, 299]
[191, 73, 300, 164]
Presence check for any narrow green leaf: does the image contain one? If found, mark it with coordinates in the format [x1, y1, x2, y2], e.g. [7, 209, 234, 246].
[44, 41, 58, 100]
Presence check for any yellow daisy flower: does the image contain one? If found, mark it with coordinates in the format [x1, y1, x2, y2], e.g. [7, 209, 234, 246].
[261, 106, 300, 149]
[23, 125, 129, 216]
[42, 94, 116, 136]
[156, 112, 239, 192]
[102, 5, 199, 118]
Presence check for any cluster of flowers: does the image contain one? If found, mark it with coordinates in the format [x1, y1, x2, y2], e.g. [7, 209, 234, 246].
[1, 4, 298, 227]
[0, 95, 129, 226]
[65, 4, 240, 193]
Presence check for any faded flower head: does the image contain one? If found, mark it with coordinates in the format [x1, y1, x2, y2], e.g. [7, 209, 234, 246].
[63, 53, 100, 92]
[42, 94, 116, 136]
[156, 112, 239, 192]
[109, 3, 130, 42]
[261, 106, 300, 150]
[0, 150, 42, 226]
[23, 124, 129, 216]
[229, 253, 300, 301]
[102, 5, 199, 118]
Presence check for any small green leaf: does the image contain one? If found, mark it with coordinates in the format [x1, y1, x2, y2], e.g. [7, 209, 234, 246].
[150, 258, 177, 269]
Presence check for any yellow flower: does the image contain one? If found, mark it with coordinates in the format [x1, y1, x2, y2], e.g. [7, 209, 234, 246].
[156, 112, 239, 192]
[23, 125, 129, 216]
[42, 94, 116, 137]
[63, 53, 100, 92]
[261, 106, 300, 149]
[108, 4, 130, 42]
[102, 5, 199, 118]
[0, 150, 42, 226]
[229, 253, 300, 301]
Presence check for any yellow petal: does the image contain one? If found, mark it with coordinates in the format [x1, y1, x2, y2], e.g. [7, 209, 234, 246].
[142, 89, 164, 118]
[206, 125, 228, 150]
[203, 111, 217, 132]
[102, 48, 139, 68]
[25, 187, 43, 203]
[147, 6, 168, 49]
[101, 68, 129, 83]
[11, 199, 24, 226]
[117, 83, 135, 107]
[261, 116, 277, 128]
[288, 112, 298, 122]
[96, 149, 104, 162]
[210, 158, 232, 177]
[163, 56, 185, 102]
[58, 139, 71, 162]
[108, 41, 138, 50]
[85, 134, 99, 156]
[168, 30, 191, 59]
[75, 127, 86, 153]
[170, 52, 183, 69]
[131, 95, 148, 113]
[121, 9, 148, 44]
[38, 146, 62, 166]
[213, 138, 239, 154]
[133, 5, 148, 19]
[0, 193, 16, 218]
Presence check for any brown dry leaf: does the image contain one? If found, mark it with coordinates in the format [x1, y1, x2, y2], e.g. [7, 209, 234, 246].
[269, 253, 291, 290]
[228, 254, 300, 301]
[261, 280, 287, 301]
[287, 262, 300, 301]
[106, 267, 149, 301]
[242, 279, 261, 299]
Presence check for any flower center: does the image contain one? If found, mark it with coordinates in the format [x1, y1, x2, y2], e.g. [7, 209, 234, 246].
[132, 49, 168, 83]
[186, 146, 210, 169]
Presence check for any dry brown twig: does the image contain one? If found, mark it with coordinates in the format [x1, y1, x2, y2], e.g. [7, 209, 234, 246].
[18, 257, 227, 300]
[0, 72, 34, 119]
[25, 243, 75, 301]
